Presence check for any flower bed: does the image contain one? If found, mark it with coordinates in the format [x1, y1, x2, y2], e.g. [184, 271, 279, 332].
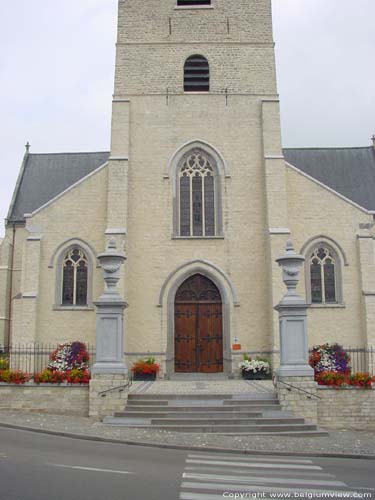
[0, 370, 32, 384]
[239, 355, 271, 380]
[48, 342, 90, 371]
[309, 343, 351, 375]
[316, 371, 375, 388]
[131, 357, 160, 380]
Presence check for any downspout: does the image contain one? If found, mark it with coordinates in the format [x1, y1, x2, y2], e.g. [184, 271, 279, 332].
[7, 223, 16, 348]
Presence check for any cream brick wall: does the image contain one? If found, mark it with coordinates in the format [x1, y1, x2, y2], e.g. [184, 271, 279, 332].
[318, 387, 375, 430]
[121, 95, 272, 362]
[0, 384, 88, 416]
[286, 165, 372, 348]
[10, 166, 109, 346]
[117, 0, 273, 45]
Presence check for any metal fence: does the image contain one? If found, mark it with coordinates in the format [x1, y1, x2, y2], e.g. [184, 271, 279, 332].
[0, 344, 96, 374]
[342, 347, 375, 375]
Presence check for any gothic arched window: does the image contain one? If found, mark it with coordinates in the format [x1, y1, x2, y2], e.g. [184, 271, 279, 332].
[309, 246, 338, 304]
[184, 55, 209, 92]
[62, 248, 88, 306]
[179, 150, 216, 237]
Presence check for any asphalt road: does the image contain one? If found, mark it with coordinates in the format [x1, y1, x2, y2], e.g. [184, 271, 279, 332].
[0, 428, 374, 500]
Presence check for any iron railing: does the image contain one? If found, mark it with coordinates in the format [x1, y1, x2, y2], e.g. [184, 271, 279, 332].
[0, 343, 96, 375]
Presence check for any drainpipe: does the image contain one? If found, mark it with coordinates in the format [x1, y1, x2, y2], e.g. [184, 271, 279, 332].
[7, 223, 16, 349]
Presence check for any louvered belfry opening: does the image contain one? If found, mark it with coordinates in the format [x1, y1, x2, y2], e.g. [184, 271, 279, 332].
[184, 55, 210, 92]
[177, 0, 211, 6]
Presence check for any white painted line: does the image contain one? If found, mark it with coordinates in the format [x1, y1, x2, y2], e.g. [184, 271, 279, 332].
[180, 493, 224, 500]
[188, 454, 313, 464]
[181, 482, 349, 496]
[183, 472, 346, 487]
[186, 459, 322, 470]
[184, 466, 335, 479]
[47, 464, 135, 475]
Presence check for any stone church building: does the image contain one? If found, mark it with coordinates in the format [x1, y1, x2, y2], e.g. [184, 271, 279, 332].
[1, 0, 375, 378]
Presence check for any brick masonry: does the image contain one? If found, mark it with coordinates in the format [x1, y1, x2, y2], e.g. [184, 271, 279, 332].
[0, 384, 89, 416]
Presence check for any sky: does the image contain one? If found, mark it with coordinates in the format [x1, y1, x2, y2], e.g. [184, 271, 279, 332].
[0, 0, 374, 237]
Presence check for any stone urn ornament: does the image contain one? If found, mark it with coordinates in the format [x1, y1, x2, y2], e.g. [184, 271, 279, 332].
[276, 240, 305, 306]
[97, 238, 126, 302]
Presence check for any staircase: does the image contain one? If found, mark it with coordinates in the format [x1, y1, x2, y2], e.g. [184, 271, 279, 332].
[103, 392, 327, 436]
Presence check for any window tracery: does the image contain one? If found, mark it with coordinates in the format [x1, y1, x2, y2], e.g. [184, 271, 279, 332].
[62, 248, 88, 306]
[309, 246, 337, 304]
[179, 150, 215, 237]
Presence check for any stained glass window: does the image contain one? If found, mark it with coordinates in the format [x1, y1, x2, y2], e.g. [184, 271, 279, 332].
[178, 150, 216, 237]
[309, 247, 337, 304]
[62, 248, 88, 306]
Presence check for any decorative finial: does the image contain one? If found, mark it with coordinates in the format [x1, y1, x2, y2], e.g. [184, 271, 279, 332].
[25, 142, 30, 154]
[285, 240, 294, 252]
[371, 135, 375, 150]
[108, 237, 117, 250]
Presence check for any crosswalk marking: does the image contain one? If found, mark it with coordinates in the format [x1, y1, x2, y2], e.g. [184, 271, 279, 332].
[186, 459, 322, 470]
[183, 472, 345, 487]
[185, 466, 335, 479]
[187, 454, 314, 464]
[180, 453, 350, 500]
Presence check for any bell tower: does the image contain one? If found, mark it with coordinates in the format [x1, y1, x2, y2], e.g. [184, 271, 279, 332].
[106, 0, 287, 376]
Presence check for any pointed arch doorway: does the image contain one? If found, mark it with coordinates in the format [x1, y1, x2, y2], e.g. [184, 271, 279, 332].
[174, 274, 223, 373]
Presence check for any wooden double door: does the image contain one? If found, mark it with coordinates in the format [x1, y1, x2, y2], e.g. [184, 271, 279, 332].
[174, 274, 223, 373]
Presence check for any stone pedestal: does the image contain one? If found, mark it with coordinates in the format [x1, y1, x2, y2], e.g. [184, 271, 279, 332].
[89, 239, 129, 419]
[89, 373, 128, 420]
[275, 241, 317, 423]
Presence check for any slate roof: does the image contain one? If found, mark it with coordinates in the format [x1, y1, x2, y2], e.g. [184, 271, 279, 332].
[7, 152, 110, 223]
[283, 147, 375, 211]
[6, 146, 375, 224]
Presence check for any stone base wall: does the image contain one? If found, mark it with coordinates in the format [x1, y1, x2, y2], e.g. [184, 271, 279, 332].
[318, 386, 375, 430]
[89, 374, 129, 420]
[276, 376, 318, 424]
[0, 384, 89, 416]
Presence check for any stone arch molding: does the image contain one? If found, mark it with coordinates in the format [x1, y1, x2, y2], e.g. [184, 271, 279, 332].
[165, 139, 230, 183]
[300, 235, 348, 267]
[49, 238, 98, 309]
[161, 260, 237, 377]
[49, 238, 99, 269]
[158, 259, 239, 307]
[301, 235, 346, 306]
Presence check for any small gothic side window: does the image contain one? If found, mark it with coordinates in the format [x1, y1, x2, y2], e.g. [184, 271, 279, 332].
[179, 150, 216, 237]
[309, 247, 337, 304]
[62, 248, 88, 306]
[184, 55, 209, 92]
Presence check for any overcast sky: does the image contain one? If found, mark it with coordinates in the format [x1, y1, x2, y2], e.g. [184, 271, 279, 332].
[0, 0, 374, 237]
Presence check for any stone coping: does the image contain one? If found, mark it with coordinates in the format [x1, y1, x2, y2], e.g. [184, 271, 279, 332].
[317, 385, 375, 391]
[0, 382, 89, 388]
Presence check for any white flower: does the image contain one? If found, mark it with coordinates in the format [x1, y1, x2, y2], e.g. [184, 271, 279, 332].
[239, 359, 270, 373]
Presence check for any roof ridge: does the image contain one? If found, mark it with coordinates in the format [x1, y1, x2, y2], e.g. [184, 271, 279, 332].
[283, 146, 372, 151]
[28, 151, 110, 156]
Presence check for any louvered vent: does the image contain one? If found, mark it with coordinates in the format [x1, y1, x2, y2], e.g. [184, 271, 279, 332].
[184, 55, 209, 92]
[177, 0, 211, 5]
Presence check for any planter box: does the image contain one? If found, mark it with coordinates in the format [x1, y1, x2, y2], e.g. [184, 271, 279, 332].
[242, 370, 268, 380]
[133, 373, 157, 381]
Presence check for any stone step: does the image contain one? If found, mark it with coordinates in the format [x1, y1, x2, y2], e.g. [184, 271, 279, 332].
[127, 393, 277, 401]
[149, 417, 306, 425]
[126, 399, 279, 406]
[114, 411, 263, 418]
[124, 404, 282, 412]
[223, 399, 279, 406]
[103, 421, 318, 433]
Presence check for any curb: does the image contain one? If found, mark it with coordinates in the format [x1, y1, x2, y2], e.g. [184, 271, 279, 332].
[0, 421, 374, 460]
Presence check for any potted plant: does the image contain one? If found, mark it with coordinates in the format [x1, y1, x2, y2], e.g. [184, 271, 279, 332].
[131, 357, 161, 381]
[239, 355, 270, 380]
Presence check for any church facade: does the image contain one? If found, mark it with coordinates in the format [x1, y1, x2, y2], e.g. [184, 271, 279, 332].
[1, 0, 375, 378]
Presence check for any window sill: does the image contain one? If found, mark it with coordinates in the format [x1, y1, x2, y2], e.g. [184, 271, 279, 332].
[53, 305, 95, 311]
[172, 236, 224, 240]
[309, 303, 345, 309]
[174, 6, 214, 10]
